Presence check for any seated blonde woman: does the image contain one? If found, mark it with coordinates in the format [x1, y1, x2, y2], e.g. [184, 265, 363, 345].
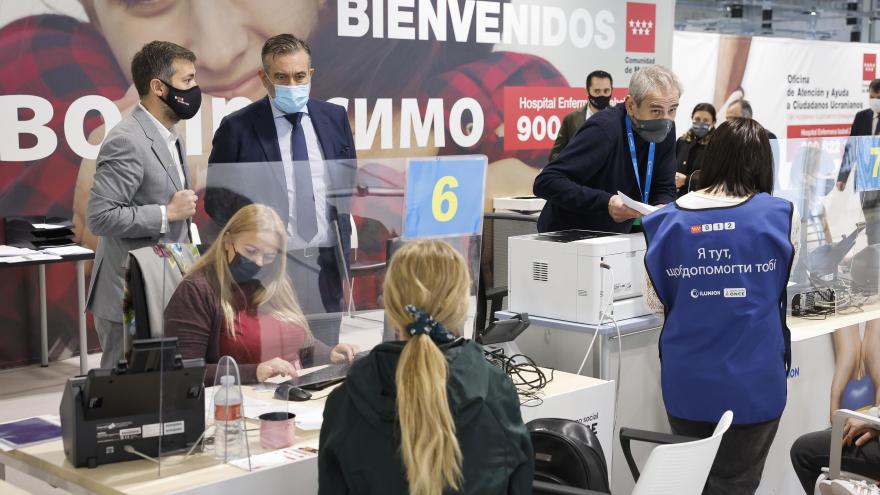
[319, 240, 533, 495]
[165, 204, 357, 384]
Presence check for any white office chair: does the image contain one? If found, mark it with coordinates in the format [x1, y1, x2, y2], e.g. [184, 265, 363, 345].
[622, 410, 734, 495]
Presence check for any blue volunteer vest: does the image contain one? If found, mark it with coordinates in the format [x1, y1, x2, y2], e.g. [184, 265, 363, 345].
[642, 193, 794, 424]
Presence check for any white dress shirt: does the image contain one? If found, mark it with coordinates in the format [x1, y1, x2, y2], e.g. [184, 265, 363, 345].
[873, 112, 878, 135]
[585, 104, 594, 121]
[138, 103, 185, 234]
[270, 99, 330, 249]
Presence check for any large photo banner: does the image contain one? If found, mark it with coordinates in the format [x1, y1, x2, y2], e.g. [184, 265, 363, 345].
[0, 0, 673, 368]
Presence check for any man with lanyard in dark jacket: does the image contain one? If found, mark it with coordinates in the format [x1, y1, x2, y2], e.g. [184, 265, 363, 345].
[534, 65, 680, 233]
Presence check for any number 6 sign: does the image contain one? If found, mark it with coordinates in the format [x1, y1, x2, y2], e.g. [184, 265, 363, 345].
[403, 156, 487, 239]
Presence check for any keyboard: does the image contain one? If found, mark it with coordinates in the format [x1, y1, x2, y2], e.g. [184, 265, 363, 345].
[290, 350, 370, 389]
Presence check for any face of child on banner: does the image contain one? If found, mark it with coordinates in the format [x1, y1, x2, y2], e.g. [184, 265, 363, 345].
[82, 0, 322, 102]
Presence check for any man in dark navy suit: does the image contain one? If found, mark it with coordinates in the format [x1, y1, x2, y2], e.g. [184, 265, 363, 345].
[206, 34, 356, 348]
[838, 79, 880, 244]
[533, 65, 680, 234]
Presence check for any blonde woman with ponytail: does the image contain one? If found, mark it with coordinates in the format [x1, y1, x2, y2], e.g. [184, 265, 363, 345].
[319, 240, 533, 495]
[164, 204, 358, 385]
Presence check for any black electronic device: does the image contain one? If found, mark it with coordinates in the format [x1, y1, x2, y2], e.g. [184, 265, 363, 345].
[60, 338, 206, 468]
[274, 382, 312, 401]
[790, 287, 836, 317]
[478, 313, 531, 346]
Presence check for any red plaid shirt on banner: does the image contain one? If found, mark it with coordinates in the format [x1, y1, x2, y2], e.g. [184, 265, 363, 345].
[0, 15, 128, 366]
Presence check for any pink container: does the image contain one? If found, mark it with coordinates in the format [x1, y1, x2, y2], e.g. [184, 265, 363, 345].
[259, 412, 296, 450]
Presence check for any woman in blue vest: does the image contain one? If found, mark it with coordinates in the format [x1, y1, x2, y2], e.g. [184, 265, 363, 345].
[642, 118, 798, 494]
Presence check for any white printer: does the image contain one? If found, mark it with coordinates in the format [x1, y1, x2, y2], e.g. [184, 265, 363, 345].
[508, 230, 650, 324]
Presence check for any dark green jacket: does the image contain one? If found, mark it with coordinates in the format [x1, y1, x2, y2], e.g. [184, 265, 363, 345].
[318, 339, 533, 495]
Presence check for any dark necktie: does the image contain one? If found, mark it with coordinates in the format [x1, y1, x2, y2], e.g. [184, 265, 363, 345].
[284, 113, 318, 242]
[174, 139, 187, 188]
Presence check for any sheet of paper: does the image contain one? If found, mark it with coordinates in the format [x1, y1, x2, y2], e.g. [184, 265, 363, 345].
[228, 447, 317, 471]
[0, 246, 38, 257]
[42, 245, 94, 256]
[617, 191, 659, 215]
[0, 253, 62, 263]
[31, 223, 67, 230]
[204, 387, 324, 430]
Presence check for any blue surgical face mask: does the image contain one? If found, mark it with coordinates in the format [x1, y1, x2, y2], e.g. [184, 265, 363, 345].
[272, 83, 310, 114]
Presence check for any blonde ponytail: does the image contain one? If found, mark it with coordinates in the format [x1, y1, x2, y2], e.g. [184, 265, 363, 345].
[396, 334, 463, 495]
[383, 240, 470, 495]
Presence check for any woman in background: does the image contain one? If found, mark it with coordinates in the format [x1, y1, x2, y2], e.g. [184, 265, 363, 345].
[318, 240, 533, 495]
[164, 204, 357, 384]
[674, 102, 717, 196]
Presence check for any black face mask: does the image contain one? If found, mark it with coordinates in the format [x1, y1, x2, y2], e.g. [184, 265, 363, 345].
[589, 95, 611, 111]
[630, 115, 673, 144]
[159, 81, 202, 120]
[228, 252, 271, 285]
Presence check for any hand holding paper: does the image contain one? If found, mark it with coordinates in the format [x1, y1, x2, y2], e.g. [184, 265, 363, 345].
[617, 191, 659, 216]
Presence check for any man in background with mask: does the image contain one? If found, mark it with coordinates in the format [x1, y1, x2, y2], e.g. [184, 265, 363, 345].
[534, 65, 681, 233]
[206, 34, 356, 351]
[838, 79, 880, 196]
[548, 70, 614, 162]
[87, 41, 199, 368]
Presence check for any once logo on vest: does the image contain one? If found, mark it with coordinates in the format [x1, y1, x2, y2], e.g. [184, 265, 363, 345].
[690, 221, 736, 234]
[724, 288, 747, 298]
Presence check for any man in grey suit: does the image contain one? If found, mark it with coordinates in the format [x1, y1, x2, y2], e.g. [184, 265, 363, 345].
[87, 41, 200, 368]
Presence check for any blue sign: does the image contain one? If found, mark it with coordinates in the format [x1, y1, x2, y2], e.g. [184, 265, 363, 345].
[851, 136, 880, 192]
[403, 156, 487, 239]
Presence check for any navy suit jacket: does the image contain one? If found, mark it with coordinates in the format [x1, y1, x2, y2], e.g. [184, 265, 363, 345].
[533, 104, 677, 233]
[205, 96, 356, 251]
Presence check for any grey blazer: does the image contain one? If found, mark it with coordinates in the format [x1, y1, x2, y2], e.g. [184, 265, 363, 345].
[86, 105, 190, 323]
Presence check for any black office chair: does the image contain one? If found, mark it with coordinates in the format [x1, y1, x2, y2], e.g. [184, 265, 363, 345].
[473, 212, 538, 339]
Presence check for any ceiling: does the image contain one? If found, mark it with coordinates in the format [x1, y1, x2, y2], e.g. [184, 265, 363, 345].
[675, 0, 879, 41]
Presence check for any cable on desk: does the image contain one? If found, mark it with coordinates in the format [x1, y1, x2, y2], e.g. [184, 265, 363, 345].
[483, 348, 554, 407]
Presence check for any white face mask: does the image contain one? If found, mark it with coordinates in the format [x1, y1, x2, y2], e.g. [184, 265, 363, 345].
[870, 98, 880, 113]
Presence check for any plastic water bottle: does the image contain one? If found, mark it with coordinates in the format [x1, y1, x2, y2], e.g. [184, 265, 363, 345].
[214, 375, 243, 460]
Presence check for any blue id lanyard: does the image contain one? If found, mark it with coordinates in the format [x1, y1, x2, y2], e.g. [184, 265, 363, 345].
[624, 117, 655, 204]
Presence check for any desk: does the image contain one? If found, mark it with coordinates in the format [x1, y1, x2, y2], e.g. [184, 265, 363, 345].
[495, 311, 662, 380]
[502, 302, 880, 494]
[1, 252, 94, 375]
[0, 365, 611, 494]
[0, 478, 30, 495]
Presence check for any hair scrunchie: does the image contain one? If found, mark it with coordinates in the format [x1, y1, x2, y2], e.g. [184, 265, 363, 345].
[404, 305, 456, 344]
